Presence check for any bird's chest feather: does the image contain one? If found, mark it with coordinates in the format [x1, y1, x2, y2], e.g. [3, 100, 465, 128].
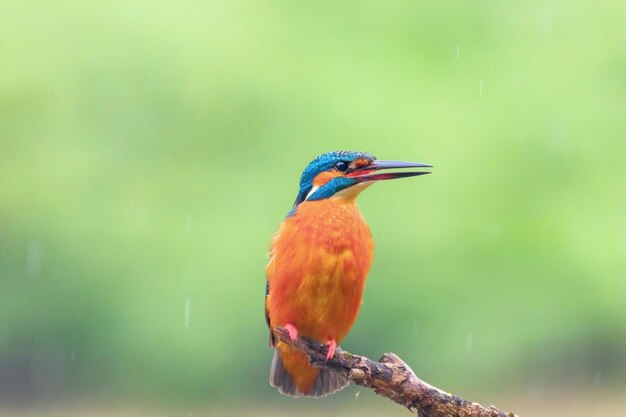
[267, 199, 374, 338]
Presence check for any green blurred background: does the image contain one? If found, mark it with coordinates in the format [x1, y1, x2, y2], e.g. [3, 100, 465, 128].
[1, 1, 624, 416]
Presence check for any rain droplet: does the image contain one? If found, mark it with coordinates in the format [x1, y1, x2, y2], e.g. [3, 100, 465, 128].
[26, 241, 44, 278]
[184, 297, 191, 328]
[456, 45, 460, 60]
[355, 389, 361, 399]
[479, 80, 484, 96]
[185, 213, 193, 232]
[536, 8, 553, 36]
[467, 332, 473, 354]
[593, 370, 601, 385]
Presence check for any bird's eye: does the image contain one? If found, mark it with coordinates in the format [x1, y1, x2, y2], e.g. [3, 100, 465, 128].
[335, 161, 349, 172]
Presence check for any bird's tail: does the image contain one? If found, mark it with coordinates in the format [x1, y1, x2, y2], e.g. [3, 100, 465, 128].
[269, 349, 349, 398]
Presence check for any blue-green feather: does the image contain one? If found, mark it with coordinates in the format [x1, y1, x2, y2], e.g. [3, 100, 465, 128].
[289, 151, 374, 215]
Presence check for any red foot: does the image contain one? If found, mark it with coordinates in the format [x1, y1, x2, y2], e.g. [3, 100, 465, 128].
[285, 323, 298, 342]
[325, 339, 337, 360]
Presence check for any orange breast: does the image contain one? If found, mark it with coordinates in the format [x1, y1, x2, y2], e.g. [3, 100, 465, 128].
[267, 198, 374, 341]
[266, 198, 374, 394]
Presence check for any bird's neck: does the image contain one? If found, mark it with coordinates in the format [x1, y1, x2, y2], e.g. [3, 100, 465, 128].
[293, 196, 362, 219]
[290, 197, 369, 239]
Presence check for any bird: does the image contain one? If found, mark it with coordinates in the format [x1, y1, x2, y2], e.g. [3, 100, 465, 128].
[265, 150, 431, 398]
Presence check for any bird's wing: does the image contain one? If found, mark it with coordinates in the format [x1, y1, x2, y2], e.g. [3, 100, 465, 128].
[265, 278, 275, 347]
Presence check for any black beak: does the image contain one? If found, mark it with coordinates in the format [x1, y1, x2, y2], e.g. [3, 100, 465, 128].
[347, 160, 432, 182]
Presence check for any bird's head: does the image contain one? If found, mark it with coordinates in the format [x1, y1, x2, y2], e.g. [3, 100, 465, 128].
[291, 151, 431, 209]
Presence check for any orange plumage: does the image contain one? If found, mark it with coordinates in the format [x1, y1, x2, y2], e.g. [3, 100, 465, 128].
[266, 197, 374, 395]
[265, 151, 430, 398]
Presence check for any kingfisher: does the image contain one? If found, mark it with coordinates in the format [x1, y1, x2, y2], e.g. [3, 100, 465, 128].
[265, 151, 431, 397]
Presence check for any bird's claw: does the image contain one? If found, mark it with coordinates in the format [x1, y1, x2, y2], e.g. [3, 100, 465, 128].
[325, 339, 337, 360]
[284, 323, 298, 342]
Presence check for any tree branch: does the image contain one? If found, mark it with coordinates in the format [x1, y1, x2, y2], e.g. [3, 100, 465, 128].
[273, 326, 518, 417]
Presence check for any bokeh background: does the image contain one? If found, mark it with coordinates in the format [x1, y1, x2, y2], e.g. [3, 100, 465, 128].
[1, 1, 624, 416]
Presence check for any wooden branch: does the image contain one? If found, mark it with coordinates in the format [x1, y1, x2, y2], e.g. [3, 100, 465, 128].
[273, 326, 518, 417]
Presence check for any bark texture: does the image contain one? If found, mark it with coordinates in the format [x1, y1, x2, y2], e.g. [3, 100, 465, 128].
[273, 326, 519, 417]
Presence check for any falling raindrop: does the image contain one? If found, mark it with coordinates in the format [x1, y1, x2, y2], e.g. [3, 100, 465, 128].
[593, 370, 601, 385]
[527, 374, 547, 401]
[26, 241, 44, 278]
[412, 322, 420, 338]
[71, 350, 77, 360]
[185, 213, 193, 232]
[456, 45, 460, 60]
[355, 389, 361, 399]
[184, 297, 191, 328]
[549, 122, 568, 152]
[536, 8, 554, 36]
[479, 80, 484, 96]
[467, 332, 473, 354]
